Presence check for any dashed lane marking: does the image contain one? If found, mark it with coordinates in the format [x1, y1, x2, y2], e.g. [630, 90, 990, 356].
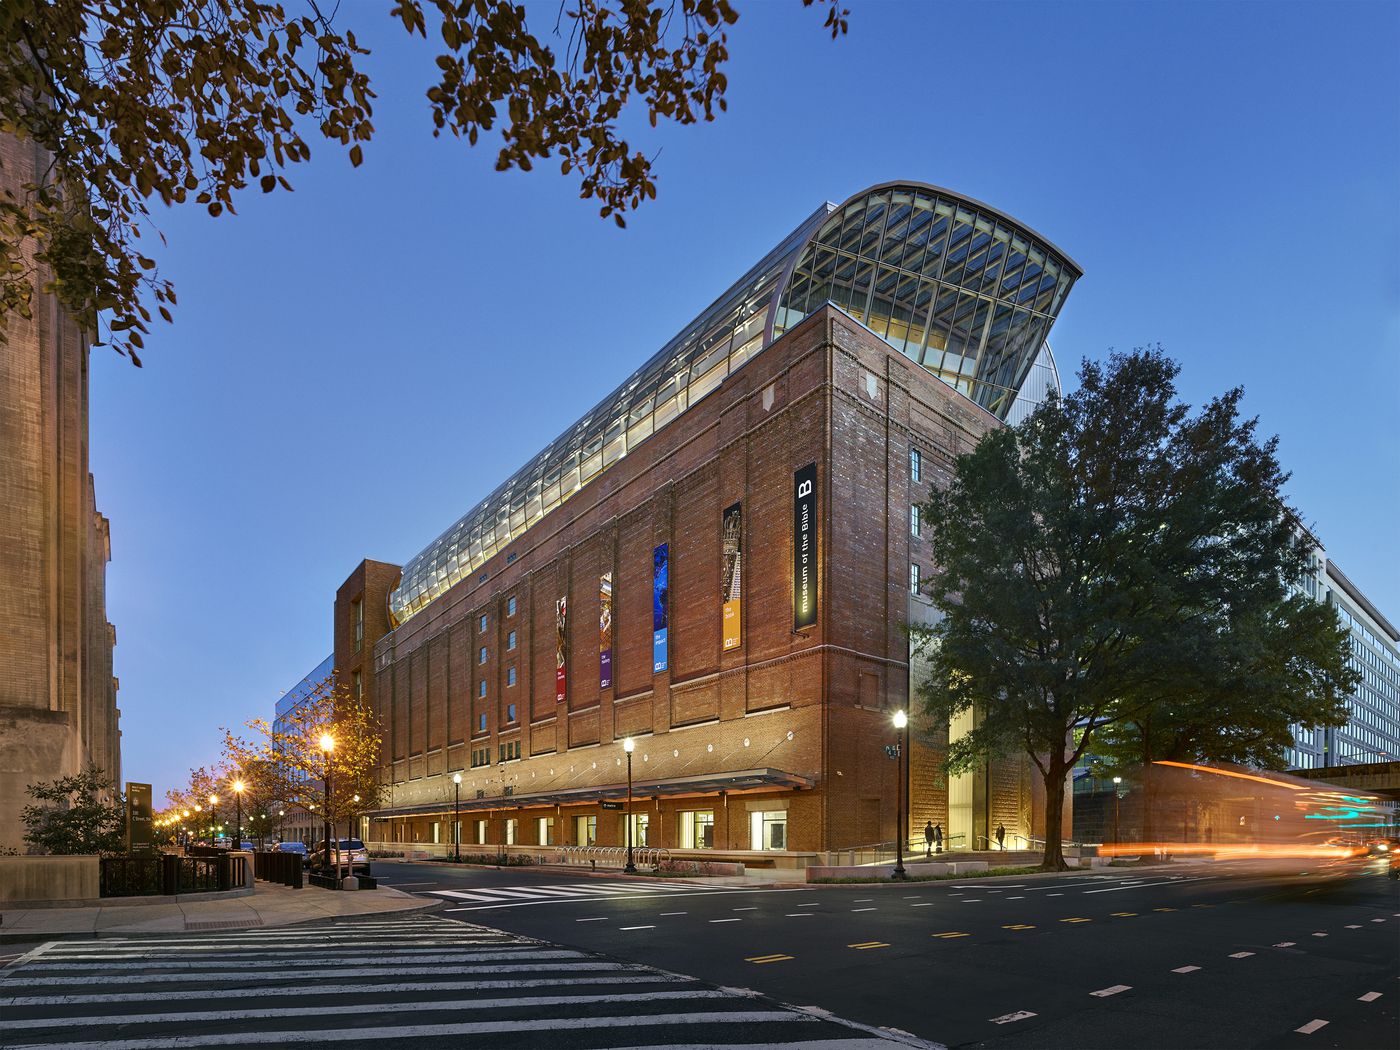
[850, 908, 877, 913]
[1002, 924, 1035, 931]
[1154, 907, 1176, 912]
[797, 903, 820, 907]
[1060, 918, 1092, 924]
[1172, 966, 1201, 974]
[746, 954, 793, 964]
[575, 917, 608, 922]
[618, 926, 654, 931]
[1345, 924, 1362, 929]
[932, 932, 970, 939]
[1006, 895, 1025, 900]
[989, 1010, 1037, 1024]
[659, 912, 686, 916]
[1089, 985, 1131, 997]
[709, 919, 741, 924]
[1228, 952, 1255, 959]
[848, 941, 890, 950]
[1046, 893, 1064, 897]
[1273, 942, 1297, 947]
[1371, 918, 1386, 923]
[784, 913, 815, 918]
[732, 907, 758, 912]
[910, 903, 936, 908]
[1311, 932, 1329, 938]
[1111, 911, 1137, 917]
[1295, 1019, 1329, 1035]
[1359, 992, 1382, 1002]
[961, 899, 982, 903]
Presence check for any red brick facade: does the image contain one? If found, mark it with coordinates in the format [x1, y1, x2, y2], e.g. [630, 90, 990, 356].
[341, 306, 1061, 857]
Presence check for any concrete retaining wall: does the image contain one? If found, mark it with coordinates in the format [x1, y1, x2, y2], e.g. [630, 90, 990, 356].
[0, 856, 99, 903]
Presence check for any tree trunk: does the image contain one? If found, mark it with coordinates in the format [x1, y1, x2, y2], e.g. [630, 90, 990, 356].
[1040, 760, 1069, 872]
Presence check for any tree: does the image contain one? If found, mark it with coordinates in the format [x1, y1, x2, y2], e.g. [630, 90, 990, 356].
[911, 348, 1356, 870]
[224, 671, 384, 866]
[0, 0, 847, 365]
[21, 764, 126, 855]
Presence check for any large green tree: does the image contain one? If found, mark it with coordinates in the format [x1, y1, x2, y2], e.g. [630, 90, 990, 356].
[912, 349, 1355, 870]
[0, 0, 847, 364]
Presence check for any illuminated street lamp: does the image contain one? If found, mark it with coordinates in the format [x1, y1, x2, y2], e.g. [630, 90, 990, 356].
[319, 733, 335, 873]
[209, 795, 219, 845]
[892, 710, 909, 880]
[279, 809, 286, 841]
[623, 738, 637, 874]
[1112, 776, 1123, 845]
[452, 773, 462, 863]
[232, 779, 245, 848]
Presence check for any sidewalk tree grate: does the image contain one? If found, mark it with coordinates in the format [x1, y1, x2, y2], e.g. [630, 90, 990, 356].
[184, 919, 264, 931]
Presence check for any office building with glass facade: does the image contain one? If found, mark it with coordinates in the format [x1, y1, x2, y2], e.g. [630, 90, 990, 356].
[344, 182, 1081, 861]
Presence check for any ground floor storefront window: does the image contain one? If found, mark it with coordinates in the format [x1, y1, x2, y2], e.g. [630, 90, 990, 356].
[575, 814, 597, 846]
[750, 810, 787, 850]
[679, 810, 714, 848]
[538, 816, 555, 845]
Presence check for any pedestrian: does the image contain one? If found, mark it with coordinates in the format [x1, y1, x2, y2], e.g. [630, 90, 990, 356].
[923, 820, 934, 858]
[933, 822, 943, 854]
[995, 823, 1006, 850]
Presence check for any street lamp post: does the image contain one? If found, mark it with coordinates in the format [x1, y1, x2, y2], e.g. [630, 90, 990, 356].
[233, 780, 245, 848]
[452, 773, 462, 863]
[1111, 776, 1122, 846]
[623, 738, 637, 874]
[319, 733, 335, 874]
[892, 710, 908, 880]
[278, 809, 285, 842]
[208, 795, 219, 846]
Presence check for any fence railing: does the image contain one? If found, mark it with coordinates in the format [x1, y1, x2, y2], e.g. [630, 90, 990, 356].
[99, 854, 245, 898]
[252, 850, 304, 889]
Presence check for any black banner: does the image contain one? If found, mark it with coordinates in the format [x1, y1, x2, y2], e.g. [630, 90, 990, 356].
[793, 463, 818, 629]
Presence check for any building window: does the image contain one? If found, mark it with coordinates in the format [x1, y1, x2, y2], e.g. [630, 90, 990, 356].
[352, 670, 362, 703]
[471, 747, 489, 767]
[679, 810, 715, 849]
[505, 818, 517, 845]
[431, 821, 441, 844]
[750, 810, 788, 850]
[538, 816, 555, 846]
[910, 563, 921, 594]
[506, 702, 517, 723]
[476, 712, 487, 733]
[507, 596, 517, 617]
[475, 819, 487, 845]
[353, 599, 364, 652]
[910, 505, 921, 538]
[507, 630, 517, 651]
[628, 812, 650, 847]
[478, 646, 488, 664]
[575, 814, 597, 846]
[479, 614, 488, 632]
[910, 448, 922, 483]
[498, 740, 520, 762]
[507, 666, 517, 687]
[478, 680, 487, 698]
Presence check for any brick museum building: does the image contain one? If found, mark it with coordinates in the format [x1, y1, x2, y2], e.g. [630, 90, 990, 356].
[336, 183, 1081, 866]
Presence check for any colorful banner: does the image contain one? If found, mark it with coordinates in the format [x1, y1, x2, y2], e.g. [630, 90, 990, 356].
[599, 572, 614, 690]
[722, 502, 742, 651]
[652, 543, 669, 673]
[793, 463, 818, 629]
[555, 596, 568, 704]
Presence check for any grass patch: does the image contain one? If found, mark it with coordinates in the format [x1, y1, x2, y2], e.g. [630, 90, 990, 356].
[810, 864, 1041, 884]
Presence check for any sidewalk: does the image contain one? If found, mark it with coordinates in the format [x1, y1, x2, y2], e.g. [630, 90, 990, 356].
[0, 881, 440, 944]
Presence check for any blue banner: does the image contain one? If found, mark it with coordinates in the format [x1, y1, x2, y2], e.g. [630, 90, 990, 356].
[652, 543, 669, 673]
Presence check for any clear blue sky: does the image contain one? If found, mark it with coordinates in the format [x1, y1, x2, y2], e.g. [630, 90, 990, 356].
[91, 1, 1399, 801]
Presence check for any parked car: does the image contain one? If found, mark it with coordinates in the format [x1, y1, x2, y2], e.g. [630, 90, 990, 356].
[312, 838, 371, 875]
[274, 841, 310, 867]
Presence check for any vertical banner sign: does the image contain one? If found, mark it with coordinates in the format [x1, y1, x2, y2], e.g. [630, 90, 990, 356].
[652, 543, 670, 673]
[599, 572, 614, 690]
[721, 502, 743, 651]
[126, 782, 153, 855]
[555, 597, 568, 704]
[793, 463, 818, 629]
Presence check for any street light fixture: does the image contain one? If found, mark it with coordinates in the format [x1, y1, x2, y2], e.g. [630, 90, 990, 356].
[452, 773, 462, 863]
[278, 809, 285, 842]
[232, 779, 245, 848]
[892, 710, 908, 880]
[623, 738, 637, 874]
[209, 795, 219, 845]
[1112, 776, 1123, 846]
[319, 733, 335, 874]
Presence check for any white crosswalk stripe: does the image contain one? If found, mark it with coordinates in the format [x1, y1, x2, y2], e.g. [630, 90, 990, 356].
[0, 914, 907, 1049]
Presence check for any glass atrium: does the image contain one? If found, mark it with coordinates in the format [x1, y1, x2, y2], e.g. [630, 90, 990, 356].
[389, 182, 1082, 625]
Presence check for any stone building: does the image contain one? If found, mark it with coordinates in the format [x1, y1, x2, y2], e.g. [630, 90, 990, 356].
[338, 183, 1080, 863]
[0, 133, 121, 851]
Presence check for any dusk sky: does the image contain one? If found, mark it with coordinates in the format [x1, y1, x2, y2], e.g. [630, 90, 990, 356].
[89, 1, 1399, 801]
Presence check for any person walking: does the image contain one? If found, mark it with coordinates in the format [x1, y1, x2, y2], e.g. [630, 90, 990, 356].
[933, 822, 943, 854]
[923, 820, 935, 858]
[995, 823, 1006, 850]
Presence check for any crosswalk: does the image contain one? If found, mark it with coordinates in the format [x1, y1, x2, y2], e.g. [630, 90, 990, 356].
[410, 879, 729, 910]
[0, 914, 913, 1049]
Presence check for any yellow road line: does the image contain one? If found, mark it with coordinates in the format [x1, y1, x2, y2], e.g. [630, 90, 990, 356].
[746, 954, 793, 964]
[932, 931, 970, 939]
[1112, 911, 1137, 917]
[1002, 924, 1035, 930]
[1154, 907, 1176, 912]
[1060, 917, 1092, 924]
[849, 941, 890, 949]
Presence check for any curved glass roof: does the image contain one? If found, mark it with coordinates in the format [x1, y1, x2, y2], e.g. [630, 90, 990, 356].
[389, 182, 1081, 625]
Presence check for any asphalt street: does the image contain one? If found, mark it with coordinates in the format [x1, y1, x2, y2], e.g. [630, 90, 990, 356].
[373, 856, 1400, 1049]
